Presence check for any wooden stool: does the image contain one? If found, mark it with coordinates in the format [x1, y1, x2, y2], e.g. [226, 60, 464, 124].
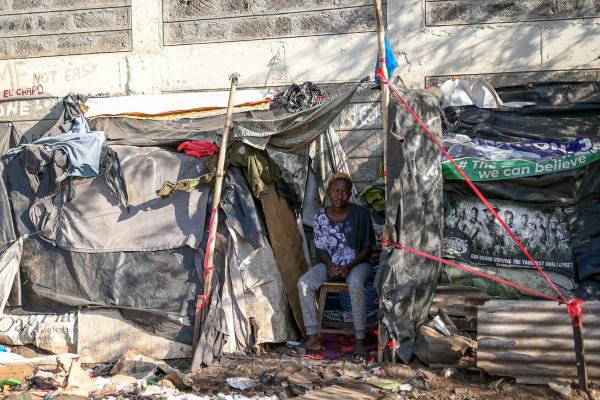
[316, 282, 355, 335]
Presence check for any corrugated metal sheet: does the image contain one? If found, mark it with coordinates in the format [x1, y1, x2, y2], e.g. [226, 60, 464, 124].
[431, 284, 493, 319]
[478, 300, 600, 385]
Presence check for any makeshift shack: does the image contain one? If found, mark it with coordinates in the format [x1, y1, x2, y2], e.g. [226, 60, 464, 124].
[1, 74, 599, 390]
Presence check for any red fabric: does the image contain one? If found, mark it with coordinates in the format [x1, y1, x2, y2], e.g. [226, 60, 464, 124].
[177, 141, 220, 159]
[567, 298, 584, 328]
[376, 70, 568, 304]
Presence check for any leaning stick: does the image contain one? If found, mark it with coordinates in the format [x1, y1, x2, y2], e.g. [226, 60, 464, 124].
[192, 73, 240, 353]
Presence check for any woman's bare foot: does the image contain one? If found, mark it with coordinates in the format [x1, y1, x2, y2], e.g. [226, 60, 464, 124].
[304, 334, 322, 353]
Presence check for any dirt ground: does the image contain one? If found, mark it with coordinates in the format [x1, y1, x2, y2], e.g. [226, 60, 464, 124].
[3, 345, 598, 399]
[183, 353, 597, 400]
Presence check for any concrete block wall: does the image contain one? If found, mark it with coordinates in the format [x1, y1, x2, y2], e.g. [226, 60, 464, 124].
[0, 0, 598, 185]
[0, 1, 131, 60]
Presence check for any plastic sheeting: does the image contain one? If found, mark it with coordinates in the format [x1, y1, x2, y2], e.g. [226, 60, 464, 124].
[443, 103, 600, 143]
[0, 123, 20, 156]
[2, 143, 204, 341]
[84, 90, 272, 118]
[376, 90, 444, 363]
[0, 238, 22, 314]
[220, 168, 293, 344]
[192, 168, 294, 367]
[439, 79, 503, 109]
[89, 84, 358, 152]
[495, 81, 600, 106]
[5, 145, 209, 253]
[18, 237, 198, 342]
[443, 83, 600, 296]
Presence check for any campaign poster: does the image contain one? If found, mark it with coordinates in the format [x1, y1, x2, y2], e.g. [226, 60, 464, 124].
[443, 195, 576, 276]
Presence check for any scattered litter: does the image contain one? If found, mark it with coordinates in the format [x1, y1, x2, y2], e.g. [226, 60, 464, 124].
[408, 377, 430, 391]
[271, 82, 323, 113]
[367, 366, 385, 377]
[143, 381, 179, 397]
[487, 377, 504, 389]
[0, 313, 76, 354]
[89, 362, 113, 377]
[0, 345, 10, 353]
[226, 377, 256, 391]
[367, 378, 403, 392]
[441, 367, 456, 378]
[548, 382, 572, 398]
[109, 350, 192, 389]
[415, 325, 476, 366]
[399, 383, 413, 392]
[431, 315, 452, 336]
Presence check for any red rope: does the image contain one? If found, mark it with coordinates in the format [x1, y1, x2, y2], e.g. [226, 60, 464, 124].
[197, 206, 218, 311]
[376, 71, 567, 304]
[383, 239, 560, 302]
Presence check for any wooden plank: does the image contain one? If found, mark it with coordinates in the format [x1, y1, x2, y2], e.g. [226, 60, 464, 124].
[0, 30, 131, 60]
[339, 129, 383, 158]
[259, 185, 309, 335]
[426, 0, 600, 26]
[0, 8, 130, 38]
[298, 384, 381, 399]
[0, 0, 131, 15]
[163, 0, 375, 22]
[164, 7, 376, 45]
[77, 308, 192, 363]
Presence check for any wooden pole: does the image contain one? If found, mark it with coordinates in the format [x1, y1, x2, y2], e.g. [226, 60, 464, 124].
[192, 73, 240, 351]
[572, 319, 588, 391]
[373, 0, 390, 364]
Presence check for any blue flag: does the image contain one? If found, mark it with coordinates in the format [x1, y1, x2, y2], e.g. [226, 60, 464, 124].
[375, 35, 398, 84]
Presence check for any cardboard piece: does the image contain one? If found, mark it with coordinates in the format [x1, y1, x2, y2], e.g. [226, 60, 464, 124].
[77, 308, 192, 363]
[260, 185, 309, 334]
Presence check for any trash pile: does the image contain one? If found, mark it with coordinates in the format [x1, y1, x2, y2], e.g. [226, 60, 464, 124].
[0, 349, 194, 399]
[2, 340, 598, 399]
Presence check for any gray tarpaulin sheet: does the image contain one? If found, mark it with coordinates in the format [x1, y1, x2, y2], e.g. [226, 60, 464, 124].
[0, 238, 22, 314]
[0, 123, 20, 156]
[15, 145, 209, 253]
[376, 90, 444, 363]
[220, 168, 293, 344]
[443, 83, 600, 296]
[192, 168, 293, 367]
[89, 84, 358, 152]
[3, 144, 204, 341]
[0, 163, 19, 307]
[17, 237, 198, 343]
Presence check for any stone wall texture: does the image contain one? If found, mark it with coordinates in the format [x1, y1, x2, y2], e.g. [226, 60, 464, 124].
[426, 0, 600, 26]
[0, 0, 132, 59]
[163, 0, 381, 45]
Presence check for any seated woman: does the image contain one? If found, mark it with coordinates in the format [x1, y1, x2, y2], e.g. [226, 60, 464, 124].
[297, 172, 375, 358]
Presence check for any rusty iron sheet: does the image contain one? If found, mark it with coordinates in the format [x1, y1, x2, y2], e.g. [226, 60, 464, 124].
[431, 284, 493, 319]
[478, 300, 600, 385]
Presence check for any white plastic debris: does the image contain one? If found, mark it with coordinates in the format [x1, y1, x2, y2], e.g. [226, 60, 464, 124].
[399, 383, 413, 392]
[432, 315, 452, 336]
[226, 377, 257, 391]
[548, 382, 572, 398]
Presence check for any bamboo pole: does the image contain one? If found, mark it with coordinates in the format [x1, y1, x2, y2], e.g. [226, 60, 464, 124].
[373, 0, 391, 364]
[192, 73, 240, 352]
